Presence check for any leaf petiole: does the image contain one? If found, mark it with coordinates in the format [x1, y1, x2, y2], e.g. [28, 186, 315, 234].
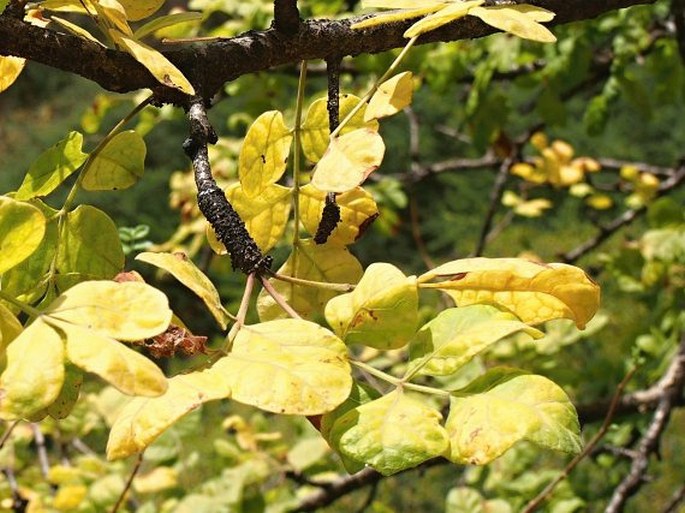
[0, 290, 42, 320]
[351, 359, 450, 397]
[268, 271, 355, 292]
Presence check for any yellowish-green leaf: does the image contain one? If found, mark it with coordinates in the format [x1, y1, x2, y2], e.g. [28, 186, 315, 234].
[419, 258, 600, 329]
[0, 56, 26, 93]
[225, 183, 291, 252]
[299, 184, 379, 246]
[133, 11, 203, 39]
[352, 5, 444, 31]
[325, 262, 418, 349]
[55, 205, 125, 284]
[46, 280, 172, 340]
[51, 16, 105, 45]
[133, 466, 178, 494]
[0, 196, 46, 274]
[311, 129, 385, 193]
[56, 321, 167, 396]
[117, 0, 165, 21]
[445, 372, 581, 464]
[106, 360, 233, 460]
[94, 0, 133, 36]
[329, 389, 449, 475]
[82, 130, 146, 191]
[238, 110, 293, 197]
[38, 0, 88, 13]
[301, 95, 379, 163]
[404, 1, 483, 38]
[365, 71, 414, 121]
[223, 319, 352, 415]
[0, 303, 23, 372]
[362, 0, 445, 8]
[257, 240, 363, 321]
[16, 131, 89, 200]
[408, 305, 542, 377]
[47, 364, 83, 419]
[469, 6, 556, 43]
[0, 319, 65, 420]
[136, 251, 230, 329]
[110, 30, 195, 95]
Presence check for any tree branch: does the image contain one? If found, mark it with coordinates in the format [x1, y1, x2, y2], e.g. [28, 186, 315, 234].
[0, 0, 656, 104]
[273, 0, 300, 35]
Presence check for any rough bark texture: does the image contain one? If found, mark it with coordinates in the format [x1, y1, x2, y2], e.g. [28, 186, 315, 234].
[0, 0, 656, 104]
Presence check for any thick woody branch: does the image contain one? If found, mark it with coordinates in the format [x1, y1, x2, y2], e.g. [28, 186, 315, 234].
[273, 0, 300, 35]
[0, 0, 656, 104]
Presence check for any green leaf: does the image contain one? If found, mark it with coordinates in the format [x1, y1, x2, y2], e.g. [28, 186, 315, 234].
[325, 262, 418, 349]
[223, 319, 352, 415]
[445, 371, 581, 464]
[47, 364, 83, 420]
[224, 183, 291, 252]
[257, 240, 363, 321]
[15, 131, 88, 199]
[82, 130, 146, 191]
[446, 487, 512, 513]
[301, 95, 379, 163]
[419, 258, 600, 329]
[55, 205, 125, 286]
[107, 361, 233, 460]
[136, 251, 231, 329]
[133, 11, 202, 38]
[310, 128, 385, 193]
[0, 319, 65, 420]
[46, 280, 172, 341]
[0, 196, 46, 274]
[407, 305, 542, 377]
[329, 389, 449, 475]
[238, 110, 293, 198]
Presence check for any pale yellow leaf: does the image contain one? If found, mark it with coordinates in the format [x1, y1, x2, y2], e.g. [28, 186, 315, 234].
[361, 0, 445, 8]
[0, 56, 26, 93]
[117, 0, 165, 21]
[469, 6, 556, 43]
[238, 111, 293, 198]
[0, 303, 23, 372]
[311, 129, 385, 193]
[352, 6, 444, 31]
[95, 0, 132, 35]
[51, 16, 105, 46]
[0, 196, 46, 274]
[404, 1, 484, 38]
[365, 71, 414, 122]
[513, 198, 552, 217]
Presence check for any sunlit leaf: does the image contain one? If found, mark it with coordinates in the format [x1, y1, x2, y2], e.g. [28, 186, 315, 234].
[51, 16, 105, 45]
[133, 467, 178, 494]
[469, 6, 556, 43]
[362, 0, 445, 8]
[222, 320, 351, 415]
[301, 95, 379, 163]
[515, 198, 553, 217]
[329, 389, 449, 475]
[107, 360, 233, 459]
[446, 487, 512, 513]
[46, 364, 83, 419]
[404, 1, 483, 38]
[53, 484, 88, 511]
[136, 251, 231, 329]
[352, 5, 444, 31]
[586, 193, 613, 210]
[133, 11, 203, 39]
[0, 196, 46, 275]
[311, 128, 385, 193]
[257, 240, 363, 321]
[225, 183, 291, 252]
[38, 0, 88, 13]
[46, 280, 172, 340]
[407, 305, 542, 377]
[117, 0, 165, 21]
[0, 303, 23, 372]
[419, 258, 600, 329]
[56, 321, 167, 396]
[94, 0, 132, 35]
[110, 30, 195, 95]
[445, 371, 581, 464]
[0, 319, 65, 420]
[298, 184, 379, 246]
[0, 56, 26, 93]
[325, 262, 418, 349]
[365, 71, 414, 121]
[238, 110, 293, 198]
[82, 130, 146, 191]
[55, 205, 125, 285]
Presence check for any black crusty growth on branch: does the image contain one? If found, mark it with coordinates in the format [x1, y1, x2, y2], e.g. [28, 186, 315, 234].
[184, 100, 272, 274]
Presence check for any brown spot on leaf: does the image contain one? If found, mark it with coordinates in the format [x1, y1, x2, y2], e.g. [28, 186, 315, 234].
[113, 271, 145, 283]
[134, 324, 208, 359]
[173, 251, 189, 261]
[355, 212, 379, 241]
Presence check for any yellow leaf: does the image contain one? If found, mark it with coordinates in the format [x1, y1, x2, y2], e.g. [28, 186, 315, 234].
[51, 16, 105, 45]
[257, 240, 363, 321]
[419, 258, 600, 328]
[107, 362, 232, 459]
[299, 184, 379, 246]
[53, 484, 88, 511]
[352, 5, 444, 31]
[81, 130, 146, 191]
[136, 252, 231, 329]
[117, 0, 165, 21]
[311, 129, 385, 193]
[134, 467, 178, 494]
[225, 183, 291, 252]
[325, 263, 418, 349]
[223, 319, 352, 415]
[238, 111, 293, 198]
[404, 1, 483, 38]
[45, 280, 172, 340]
[501, 190, 522, 207]
[94, 0, 133, 36]
[110, 30, 195, 95]
[39, 0, 90, 13]
[301, 95, 379, 163]
[0, 303, 22, 372]
[0, 319, 65, 420]
[0, 196, 46, 274]
[56, 322, 167, 396]
[365, 71, 414, 122]
[512, 4, 556, 23]
[513, 198, 552, 217]
[469, 6, 557, 43]
[362, 0, 445, 8]
[586, 194, 613, 210]
[0, 56, 26, 93]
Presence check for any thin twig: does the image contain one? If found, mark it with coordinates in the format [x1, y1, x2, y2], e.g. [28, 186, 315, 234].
[260, 275, 302, 319]
[30, 423, 50, 479]
[473, 157, 513, 257]
[409, 196, 435, 269]
[597, 158, 675, 178]
[662, 483, 685, 513]
[268, 271, 354, 292]
[111, 452, 144, 513]
[0, 421, 19, 450]
[1, 467, 28, 511]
